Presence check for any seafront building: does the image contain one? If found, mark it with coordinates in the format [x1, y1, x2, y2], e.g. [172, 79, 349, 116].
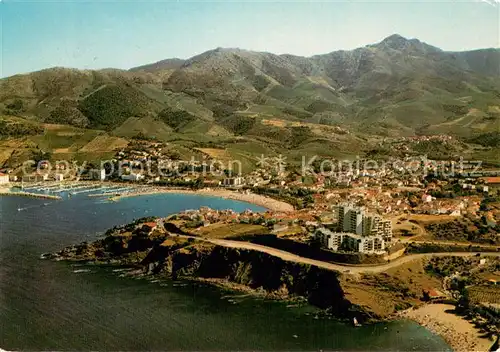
[0, 172, 9, 185]
[222, 177, 244, 188]
[314, 204, 392, 254]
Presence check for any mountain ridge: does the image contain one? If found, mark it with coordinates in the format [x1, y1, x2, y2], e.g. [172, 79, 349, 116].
[129, 34, 499, 73]
[1, 34, 499, 151]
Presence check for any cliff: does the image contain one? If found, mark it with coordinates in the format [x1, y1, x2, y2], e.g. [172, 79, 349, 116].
[47, 220, 433, 322]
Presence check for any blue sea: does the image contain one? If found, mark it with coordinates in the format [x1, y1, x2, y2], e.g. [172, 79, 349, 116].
[0, 192, 451, 351]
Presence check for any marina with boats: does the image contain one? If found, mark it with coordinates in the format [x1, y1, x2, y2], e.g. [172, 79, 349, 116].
[1, 181, 141, 200]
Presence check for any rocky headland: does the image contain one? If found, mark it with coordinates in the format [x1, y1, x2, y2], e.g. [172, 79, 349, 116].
[45, 216, 499, 351]
[46, 216, 451, 324]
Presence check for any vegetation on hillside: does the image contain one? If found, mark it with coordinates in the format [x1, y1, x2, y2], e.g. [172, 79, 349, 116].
[0, 117, 44, 138]
[468, 132, 500, 147]
[157, 107, 196, 130]
[78, 84, 154, 130]
[0, 35, 499, 165]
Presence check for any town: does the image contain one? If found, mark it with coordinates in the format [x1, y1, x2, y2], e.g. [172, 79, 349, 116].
[2, 137, 499, 253]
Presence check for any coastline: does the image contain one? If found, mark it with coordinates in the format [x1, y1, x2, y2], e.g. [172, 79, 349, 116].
[1, 182, 294, 212]
[397, 303, 494, 352]
[107, 187, 295, 213]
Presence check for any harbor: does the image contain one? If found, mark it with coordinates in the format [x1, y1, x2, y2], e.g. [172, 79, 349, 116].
[6, 181, 141, 198]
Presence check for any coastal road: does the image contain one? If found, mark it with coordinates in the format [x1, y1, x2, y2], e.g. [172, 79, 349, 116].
[174, 235, 499, 274]
[398, 238, 499, 250]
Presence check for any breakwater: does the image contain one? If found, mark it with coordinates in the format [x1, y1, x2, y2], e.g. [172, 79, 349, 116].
[0, 191, 62, 200]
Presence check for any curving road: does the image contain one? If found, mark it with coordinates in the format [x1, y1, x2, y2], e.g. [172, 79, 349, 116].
[173, 234, 499, 274]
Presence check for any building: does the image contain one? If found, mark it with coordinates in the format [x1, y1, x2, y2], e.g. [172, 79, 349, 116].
[314, 228, 344, 251]
[337, 204, 363, 234]
[421, 194, 432, 203]
[21, 174, 49, 182]
[481, 177, 500, 185]
[54, 173, 64, 181]
[89, 168, 106, 181]
[341, 233, 385, 253]
[314, 204, 393, 254]
[142, 221, 158, 231]
[336, 204, 392, 241]
[364, 215, 393, 242]
[121, 173, 144, 182]
[423, 288, 446, 301]
[222, 177, 244, 187]
[0, 173, 9, 185]
[313, 228, 386, 254]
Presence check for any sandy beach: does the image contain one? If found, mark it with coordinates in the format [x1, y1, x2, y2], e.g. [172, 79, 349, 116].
[398, 304, 494, 352]
[107, 187, 295, 213]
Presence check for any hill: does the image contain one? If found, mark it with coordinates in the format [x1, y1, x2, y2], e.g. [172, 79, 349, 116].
[0, 34, 499, 168]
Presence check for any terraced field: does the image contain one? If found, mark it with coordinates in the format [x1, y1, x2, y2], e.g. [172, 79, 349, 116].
[468, 286, 500, 306]
[79, 135, 129, 153]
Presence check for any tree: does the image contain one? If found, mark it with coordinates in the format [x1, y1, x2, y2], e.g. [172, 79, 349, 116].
[32, 150, 52, 163]
[6, 99, 24, 111]
[457, 289, 470, 311]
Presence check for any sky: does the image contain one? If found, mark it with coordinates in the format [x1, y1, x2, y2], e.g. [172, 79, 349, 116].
[1, 0, 499, 77]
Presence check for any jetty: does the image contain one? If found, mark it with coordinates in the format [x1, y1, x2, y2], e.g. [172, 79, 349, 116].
[0, 191, 62, 200]
[20, 182, 107, 195]
[88, 187, 136, 197]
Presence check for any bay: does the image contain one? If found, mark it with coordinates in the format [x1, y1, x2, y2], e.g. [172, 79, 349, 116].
[0, 193, 451, 351]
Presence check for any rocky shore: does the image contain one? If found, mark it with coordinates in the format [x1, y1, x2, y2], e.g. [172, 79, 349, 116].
[43, 219, 380, 322]
[398, 304, 494, 352]
[46, 215, 499, 349]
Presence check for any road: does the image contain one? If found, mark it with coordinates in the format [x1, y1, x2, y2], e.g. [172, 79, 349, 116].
[173, 235, 499, 274]
[399, 237, 499, 250]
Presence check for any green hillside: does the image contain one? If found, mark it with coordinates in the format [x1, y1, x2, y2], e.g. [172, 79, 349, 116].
[0, 34, 499, 169]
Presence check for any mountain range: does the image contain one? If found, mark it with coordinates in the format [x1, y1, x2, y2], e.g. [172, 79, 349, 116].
[1, 34, 499, 168]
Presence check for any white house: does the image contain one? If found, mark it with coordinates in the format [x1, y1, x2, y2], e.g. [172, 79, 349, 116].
[421, 194, 432, 203]
[222, 177, 244, 187]
[121, 173, 144, 182]
[0, 173, 9, 185]
[54, 173, 64, 181]
[90, 168, 106, 181]
[21, 174, 49, 182]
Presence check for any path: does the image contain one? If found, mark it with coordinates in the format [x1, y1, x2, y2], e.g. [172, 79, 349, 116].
[399, 237, 499, 250]
[173, 235, 499, 274]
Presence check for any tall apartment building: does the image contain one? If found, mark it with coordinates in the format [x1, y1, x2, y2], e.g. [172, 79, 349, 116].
[363, 214, 393, 242]
[337, 204, 363, 235]
[336, 204, 392, 241]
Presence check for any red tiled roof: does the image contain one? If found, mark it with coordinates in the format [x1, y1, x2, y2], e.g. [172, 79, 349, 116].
[482, 177, 500, 184]
[0, 173, 7, 176]
[143, 222, 157, 228]
[427, 289, 444, 297]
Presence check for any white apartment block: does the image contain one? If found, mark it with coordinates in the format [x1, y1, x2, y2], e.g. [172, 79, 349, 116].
[0, 173, 9, 185]
[313, 228, 386, 254]
[337, 204, 392, 241]
[315, 228, 344, 251]
[338, 205, 364, 235]
[313, 204, 393, 254]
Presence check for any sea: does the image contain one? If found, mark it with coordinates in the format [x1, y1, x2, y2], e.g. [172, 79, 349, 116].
[0, 191, 452, 351]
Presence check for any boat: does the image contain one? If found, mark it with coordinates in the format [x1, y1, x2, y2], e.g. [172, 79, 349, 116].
[353, 317, 362, 327]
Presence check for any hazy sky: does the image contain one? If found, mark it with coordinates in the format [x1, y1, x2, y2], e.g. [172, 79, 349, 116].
[1, 0, 499, 77]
